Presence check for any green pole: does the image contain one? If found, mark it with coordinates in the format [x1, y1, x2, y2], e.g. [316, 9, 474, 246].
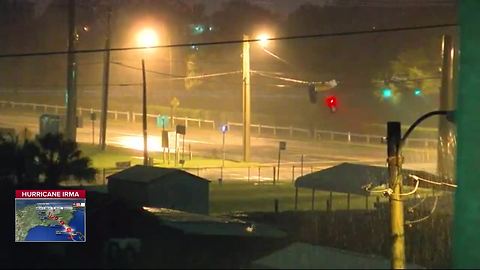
[454, 1, 480, 267]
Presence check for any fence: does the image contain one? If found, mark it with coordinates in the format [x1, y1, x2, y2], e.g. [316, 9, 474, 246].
[0, 100, 438, 148]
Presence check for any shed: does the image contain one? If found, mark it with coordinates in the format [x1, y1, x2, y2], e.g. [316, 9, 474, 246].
[294, 163, 447, 210]
[107, 165, 210, 214]
[251, 242, 424, 269]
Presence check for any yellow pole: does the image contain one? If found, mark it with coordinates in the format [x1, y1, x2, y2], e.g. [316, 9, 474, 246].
[387, 121, 405, 269]
[242, 34, 251, 162]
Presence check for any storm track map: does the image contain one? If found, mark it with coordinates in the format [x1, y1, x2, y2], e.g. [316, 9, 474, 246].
[15, 190, 86, 242]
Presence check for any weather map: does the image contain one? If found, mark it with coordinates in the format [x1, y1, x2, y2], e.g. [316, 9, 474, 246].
[15, 190, 86, 242]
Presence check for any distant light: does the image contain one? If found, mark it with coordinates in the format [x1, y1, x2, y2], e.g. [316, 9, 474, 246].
[208, 26, 214, 31]
[382, 88, 393, 98]
[82, 25, 89, 32]
[256, 33, 270, 47]
[245, 223, 255, 233]
[191, 24, 205, 35]
[221, 124, 229, 133]
[115, 135, 163, 152]
[137, 28, 159, 48]
[414, 88, 422, 96]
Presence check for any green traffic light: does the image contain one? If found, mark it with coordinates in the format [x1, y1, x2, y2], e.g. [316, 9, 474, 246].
[414, 88, 422, 96]
[382, 88, 392, 98]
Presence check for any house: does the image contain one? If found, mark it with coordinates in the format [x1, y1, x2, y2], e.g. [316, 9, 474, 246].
[251, 242, 424, 269]
[107, 165, 210, 214]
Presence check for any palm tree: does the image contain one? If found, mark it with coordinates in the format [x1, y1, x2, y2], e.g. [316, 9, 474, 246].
[0, 137, 40, 184]
[36, 134, 97, 186]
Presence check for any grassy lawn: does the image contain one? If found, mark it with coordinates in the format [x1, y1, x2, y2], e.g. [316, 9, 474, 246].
[78, 143, 259, 169]
[209, 181, 388, 214]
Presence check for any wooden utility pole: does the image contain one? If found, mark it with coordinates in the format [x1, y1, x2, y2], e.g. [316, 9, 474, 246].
[65, 0, 77, 141]
[387, 121, 405, 269]
[454, 1, 480, 267]
[142, 59, 148, 166]
[99, 7, 111, 150]
[242, 34, 251, 162]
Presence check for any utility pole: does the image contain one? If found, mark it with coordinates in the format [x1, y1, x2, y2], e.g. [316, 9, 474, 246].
[65, 0, 78, 141]
[142, 59, 148, 166]
[242, 34, 251, 162]
[387, 121, 405, 269]
[454, 1, 480, 267]
[437, 34, 455, 179]
[99, 7, 111, 150]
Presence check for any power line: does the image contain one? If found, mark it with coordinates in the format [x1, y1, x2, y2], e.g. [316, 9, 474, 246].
[0, 23, 457, 59]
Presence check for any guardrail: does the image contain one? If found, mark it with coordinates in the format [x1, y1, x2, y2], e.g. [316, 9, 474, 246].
[0, 100, 438, 148]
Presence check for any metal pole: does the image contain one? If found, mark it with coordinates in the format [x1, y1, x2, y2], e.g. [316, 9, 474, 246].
[387, 121, 405, 269]
[65, 0, 77, 141]
[92, 119, 94, 145]
[301, 154, 304, 176]
[142, 59, 148, 166]
[182, 133, 185, 165]
[174, 131, 178, 166]
[242, 34, 251, 162]
[222, 132, 226, 168]
[277, 147, 281, 183]
[438, 34, 455, 179]
[99, 8, 111, 150]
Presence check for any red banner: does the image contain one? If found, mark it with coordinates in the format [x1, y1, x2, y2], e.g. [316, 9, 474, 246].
[15, 190, 86, 198]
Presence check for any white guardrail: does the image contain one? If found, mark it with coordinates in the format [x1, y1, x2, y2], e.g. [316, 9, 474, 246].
[0, 100, 438, 148]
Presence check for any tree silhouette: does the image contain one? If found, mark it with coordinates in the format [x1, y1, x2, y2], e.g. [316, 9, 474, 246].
[0, 137, 40, 184]
[36, 134, 97, 186]
[0, 134, 96, 186]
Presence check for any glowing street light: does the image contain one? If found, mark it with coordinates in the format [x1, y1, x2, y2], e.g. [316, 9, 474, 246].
[256, 33, 270, 47]
[136, 28, 159, 48]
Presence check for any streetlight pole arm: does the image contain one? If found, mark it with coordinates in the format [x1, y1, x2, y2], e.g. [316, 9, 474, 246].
[400, 110, 454, 149]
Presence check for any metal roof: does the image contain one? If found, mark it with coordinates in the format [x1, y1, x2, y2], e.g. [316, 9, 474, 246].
[252, 242, 424, 269]
[295, 162, 445, 195]
[107, 165, 210, 184]
[143, 207, 286, 238]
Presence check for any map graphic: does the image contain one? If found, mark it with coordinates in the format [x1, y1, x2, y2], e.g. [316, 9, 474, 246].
[15, 190, 86, 242]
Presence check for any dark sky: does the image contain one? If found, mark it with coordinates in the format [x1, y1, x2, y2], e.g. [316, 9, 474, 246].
[193, 0, 456, 15]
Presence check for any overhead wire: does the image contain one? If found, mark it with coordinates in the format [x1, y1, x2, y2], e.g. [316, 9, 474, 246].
[0, 23, 457, 59]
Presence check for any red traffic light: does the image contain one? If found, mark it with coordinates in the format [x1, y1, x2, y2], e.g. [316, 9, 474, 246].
[325, 96, 337, 112]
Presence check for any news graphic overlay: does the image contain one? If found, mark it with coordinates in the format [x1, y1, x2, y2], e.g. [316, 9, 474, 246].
[15, 190, 86, 242]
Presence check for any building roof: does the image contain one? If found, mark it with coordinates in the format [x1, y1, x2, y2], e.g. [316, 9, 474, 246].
[107, 165, 210, 184]
[252, 242, 424, 269]
[295, 163, 445, 196]
[143, 207, 286, 238]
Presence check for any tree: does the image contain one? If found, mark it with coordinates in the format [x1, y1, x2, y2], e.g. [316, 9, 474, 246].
[36, 134, 97, 186]
[0, 134, 96, 186]
[0, 137, 40, 184]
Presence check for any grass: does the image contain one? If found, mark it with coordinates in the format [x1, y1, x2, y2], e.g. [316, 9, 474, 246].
[78, 143, 259, 169]
[209, 181, 388, 214]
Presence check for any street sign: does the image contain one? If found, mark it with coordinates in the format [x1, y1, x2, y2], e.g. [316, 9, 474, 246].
[176, 125, 186, 135]
[279, 141, 287, 150]
[162, 130, 169, 148]
[170, 97, 180, 108]
[156, 115, 168, 128]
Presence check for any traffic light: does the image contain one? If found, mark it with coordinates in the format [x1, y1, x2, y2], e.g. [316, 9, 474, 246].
[190, 24, 205, 35]
[325, 95, 337, 112]
[307, 84, 317, 103]
[382, 88, 393, 98]
[413, 88, 422, 96]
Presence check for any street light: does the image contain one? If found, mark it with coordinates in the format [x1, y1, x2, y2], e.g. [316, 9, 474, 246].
[220, 124, 229, 181]
[136, 28, 159, 48]
[256, 33, 270, 48]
